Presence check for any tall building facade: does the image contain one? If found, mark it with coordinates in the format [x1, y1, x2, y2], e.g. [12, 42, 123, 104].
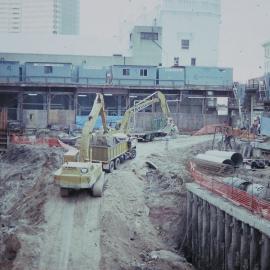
[0, 0, 79, 35]
[159, 0, 221, 67]
[263, 41, 270, 74]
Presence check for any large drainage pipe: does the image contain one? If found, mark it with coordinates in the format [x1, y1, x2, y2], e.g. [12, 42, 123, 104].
[195, 154, 234, 166]
[205, 150, 243, 166]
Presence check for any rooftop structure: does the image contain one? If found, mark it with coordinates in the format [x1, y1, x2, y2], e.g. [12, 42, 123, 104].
[159, 0, 221, 67]
[129, 25, 162, 66]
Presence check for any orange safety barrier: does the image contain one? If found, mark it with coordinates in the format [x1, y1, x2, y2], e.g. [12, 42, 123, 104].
[189, 161, 270, 221]
[10, 134, 63, 147]
[192, 124, 222, 136]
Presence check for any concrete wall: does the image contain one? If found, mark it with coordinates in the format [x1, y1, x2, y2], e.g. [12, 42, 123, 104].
[129, 25, 162, 66]
[48, 110, 75, 126]
[159, 0, 220, 67]
[186, 183, 270, 270]
[135, 112, 228, 132]
[23, 110, 47, 129]
[19, 109, 76, 128]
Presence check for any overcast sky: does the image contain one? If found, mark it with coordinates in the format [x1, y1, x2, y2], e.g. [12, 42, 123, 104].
[80, 0, 270, 83]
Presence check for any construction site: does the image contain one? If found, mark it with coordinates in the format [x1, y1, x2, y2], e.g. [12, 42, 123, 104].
[1, 0, 270, 270]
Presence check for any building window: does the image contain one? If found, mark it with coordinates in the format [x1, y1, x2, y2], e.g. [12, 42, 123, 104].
[44, 66, 53, 74]
[174, 57, 179, 66]
[191, 58, 196, 66]
[181, 39, 189, 49]
[140, 32, 158, 40]
[140, 69, 148, 76]
[123, 68, 130, 76]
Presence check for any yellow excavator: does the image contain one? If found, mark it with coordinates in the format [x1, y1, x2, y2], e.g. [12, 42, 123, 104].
[116, 91, 178, 141]
[54, 93, 108, 197]
[54, 93, 137, 196]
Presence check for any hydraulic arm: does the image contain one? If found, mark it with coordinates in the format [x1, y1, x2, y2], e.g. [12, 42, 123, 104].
[118, 91, 172, 134]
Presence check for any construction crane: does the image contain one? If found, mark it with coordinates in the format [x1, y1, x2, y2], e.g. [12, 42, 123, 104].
[54, 93, 107, 197]
[117, 91, 178, 141]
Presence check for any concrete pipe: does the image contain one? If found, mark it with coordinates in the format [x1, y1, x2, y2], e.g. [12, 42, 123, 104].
[223, 177, 250, 191]
[195, 154, 234, 166]
[205, 150, 243, 166]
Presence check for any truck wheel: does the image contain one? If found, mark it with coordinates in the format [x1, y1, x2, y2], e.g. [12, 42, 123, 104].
[120, 155, 125, 163]
[130, 149, 136, 159]
[108, 161, 114, 173]
[145, 134, 151, 141]
[149, 134, 154, 141]
[114, 158, 121, 169]
[60, 188, 70, 197]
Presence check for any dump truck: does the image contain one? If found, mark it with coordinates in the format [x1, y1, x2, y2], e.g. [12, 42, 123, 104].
[91, 132, 136, 172]
[116, 91, 178, 141]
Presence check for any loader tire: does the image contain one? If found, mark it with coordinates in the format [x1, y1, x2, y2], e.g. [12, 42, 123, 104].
[92, 174, 105, 197]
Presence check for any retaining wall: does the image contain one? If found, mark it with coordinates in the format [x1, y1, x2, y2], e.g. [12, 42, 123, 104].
[186, 183, 270, 270]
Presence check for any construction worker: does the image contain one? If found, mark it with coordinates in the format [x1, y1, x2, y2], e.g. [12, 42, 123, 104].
[224, 128, 233, 150]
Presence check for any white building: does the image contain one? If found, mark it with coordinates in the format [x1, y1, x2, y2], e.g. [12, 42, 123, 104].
[159, 0, 221, 67]
[129, 26, 162, 65]
[0, 0, 79, 35]
[263, 41, 270, 74]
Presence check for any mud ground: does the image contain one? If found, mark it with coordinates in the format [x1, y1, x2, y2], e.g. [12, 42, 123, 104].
[0, 135, 212, 270]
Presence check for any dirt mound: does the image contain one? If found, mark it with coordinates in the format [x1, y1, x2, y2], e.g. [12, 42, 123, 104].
[0, 144, 64, 270]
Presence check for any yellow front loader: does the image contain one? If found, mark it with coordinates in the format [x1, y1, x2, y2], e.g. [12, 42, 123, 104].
[54, 93, 107, 197]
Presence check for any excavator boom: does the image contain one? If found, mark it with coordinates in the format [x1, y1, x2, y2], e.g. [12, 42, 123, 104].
[118, 91, 173, 134]
[80, 93, 108, 162]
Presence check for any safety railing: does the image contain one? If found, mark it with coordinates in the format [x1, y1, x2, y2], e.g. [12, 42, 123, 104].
[25, 76, 74, 84]
[189, 161, 270, 221]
